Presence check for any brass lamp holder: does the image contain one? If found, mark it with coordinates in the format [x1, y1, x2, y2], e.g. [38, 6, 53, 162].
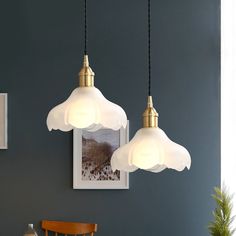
[143, 96, 159, 128]
[79, 55, 95, 87]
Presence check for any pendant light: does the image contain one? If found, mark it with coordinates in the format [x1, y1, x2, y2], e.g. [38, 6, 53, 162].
[111, 0, 191, 173]
[46, 0, 127, 132]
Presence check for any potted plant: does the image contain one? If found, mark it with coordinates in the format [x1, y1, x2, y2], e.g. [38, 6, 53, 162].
[208, 186, 235, 236]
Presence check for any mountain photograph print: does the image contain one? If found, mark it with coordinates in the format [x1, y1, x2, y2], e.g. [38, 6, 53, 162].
[82, 129, 120, 181]
[73, 123, 129, 189]
[0, 94, 7, 149]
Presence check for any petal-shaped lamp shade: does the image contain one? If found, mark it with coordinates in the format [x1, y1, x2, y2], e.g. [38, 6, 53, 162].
[111, 127, 191, 172]
[111, 96, 191, 173]
[47, 87, 127, 132]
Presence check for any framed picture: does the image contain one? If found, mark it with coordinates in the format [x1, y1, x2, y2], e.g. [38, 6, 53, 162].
[0, 93, 7, 149]
[73, 122, 129, 189]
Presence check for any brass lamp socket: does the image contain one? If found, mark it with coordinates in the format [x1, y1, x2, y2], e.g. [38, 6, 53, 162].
[142, 96, 159, 128]
[79, 55, 95, 87]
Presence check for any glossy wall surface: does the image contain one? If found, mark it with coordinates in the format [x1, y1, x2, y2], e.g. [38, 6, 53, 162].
[0, 0, 220, 235]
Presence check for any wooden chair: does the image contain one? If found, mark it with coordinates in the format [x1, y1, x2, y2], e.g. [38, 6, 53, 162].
[41, 220, 97, 236]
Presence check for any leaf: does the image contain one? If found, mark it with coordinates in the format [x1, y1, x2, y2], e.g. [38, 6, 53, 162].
[208, 185, 235, 236]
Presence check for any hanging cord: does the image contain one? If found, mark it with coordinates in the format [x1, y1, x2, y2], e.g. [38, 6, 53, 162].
[148, 0, 151, 96]
[84, 0, 87, 55]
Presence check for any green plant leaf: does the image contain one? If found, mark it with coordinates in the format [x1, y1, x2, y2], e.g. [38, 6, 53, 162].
[208, 185, 235, 236]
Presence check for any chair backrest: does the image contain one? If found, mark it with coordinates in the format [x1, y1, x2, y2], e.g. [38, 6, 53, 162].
[41, 220, 97, 236]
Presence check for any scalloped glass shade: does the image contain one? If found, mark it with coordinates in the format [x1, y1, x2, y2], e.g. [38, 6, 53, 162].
[111, 127, 191, 173]
[47, 87, 127, 132]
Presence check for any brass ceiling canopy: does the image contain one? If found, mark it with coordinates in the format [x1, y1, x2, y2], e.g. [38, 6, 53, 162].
[143, 96, 159, 128]
[79, 55, 95, 87]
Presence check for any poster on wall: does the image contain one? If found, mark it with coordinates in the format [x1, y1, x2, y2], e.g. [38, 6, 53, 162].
[73, 122, 129, 189]
[0, 93, 7, 149]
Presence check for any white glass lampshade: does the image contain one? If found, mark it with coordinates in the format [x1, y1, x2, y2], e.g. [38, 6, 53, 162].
[47, 87, 127, 132]
[111, 127, 191, 172]
[111, 96, 191, 173]
[46, 55, 127, 132]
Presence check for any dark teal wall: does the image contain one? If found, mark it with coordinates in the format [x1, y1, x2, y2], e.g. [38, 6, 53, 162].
[0, 0, 220, 235]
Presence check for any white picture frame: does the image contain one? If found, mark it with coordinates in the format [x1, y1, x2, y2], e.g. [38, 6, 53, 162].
[73, 122, 129, 189]
[0, 93, 7, 149]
